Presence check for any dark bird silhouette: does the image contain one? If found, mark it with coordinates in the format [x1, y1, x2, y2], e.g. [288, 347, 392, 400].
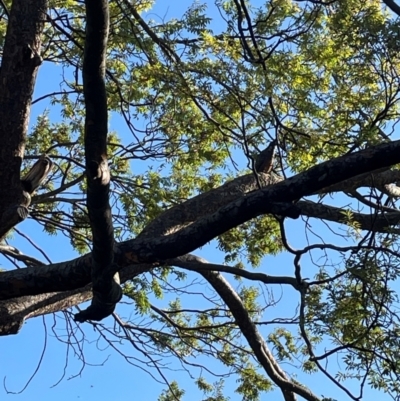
[255, 140, 277, 173]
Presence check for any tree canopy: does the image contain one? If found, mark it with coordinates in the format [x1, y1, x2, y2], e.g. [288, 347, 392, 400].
[2, 0, 400, 400]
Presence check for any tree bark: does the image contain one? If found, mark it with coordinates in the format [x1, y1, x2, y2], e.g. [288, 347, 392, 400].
[74, 0, 121, 322]
[0, 0, 48, 239]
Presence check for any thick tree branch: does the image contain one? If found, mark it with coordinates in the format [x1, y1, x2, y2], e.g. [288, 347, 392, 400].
[138, 172, 283, 238]
[75, 0, 121, 322]
[298, 200, 400, 232]
[0, 263, 151, 335]
[0, 288, 92, 335]
[318, 168, 400, 194]
[2, 140, 400, 302]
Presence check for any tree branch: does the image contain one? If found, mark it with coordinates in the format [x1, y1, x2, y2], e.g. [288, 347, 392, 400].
[298, 200, 400, 232]
[171, 257, 304, 291]
[318, 168, 400, 194]
[200, 266, 320, 401]
[382, 0, 400, 17]
[75, 0, 121, 322]
[0, 263, 151, 335]
[2, 140, 400, 301]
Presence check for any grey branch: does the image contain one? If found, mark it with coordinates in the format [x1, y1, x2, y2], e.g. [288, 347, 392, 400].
[170, 257, 305, 290]
[201, 267, 319, 401]
[0, 244, 43, 267]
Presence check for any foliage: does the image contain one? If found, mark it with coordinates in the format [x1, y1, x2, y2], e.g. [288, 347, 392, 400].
[3, 0, 400, 400]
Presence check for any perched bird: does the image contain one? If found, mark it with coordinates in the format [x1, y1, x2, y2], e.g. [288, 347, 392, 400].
[255, 140, 277, 173]
[20, 155, 53, 194]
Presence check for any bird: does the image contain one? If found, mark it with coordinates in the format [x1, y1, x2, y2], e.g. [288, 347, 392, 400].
[255, 140, 277, 173]
[20, 154, 53, 194]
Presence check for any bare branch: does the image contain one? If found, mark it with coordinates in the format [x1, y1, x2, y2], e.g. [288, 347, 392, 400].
[75, 0, 121, 322]
[171, 257, 304, 291]
[200, 266, 319, 401]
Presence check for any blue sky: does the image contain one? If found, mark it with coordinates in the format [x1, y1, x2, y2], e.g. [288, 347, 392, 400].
[0, 1, 393, 400]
